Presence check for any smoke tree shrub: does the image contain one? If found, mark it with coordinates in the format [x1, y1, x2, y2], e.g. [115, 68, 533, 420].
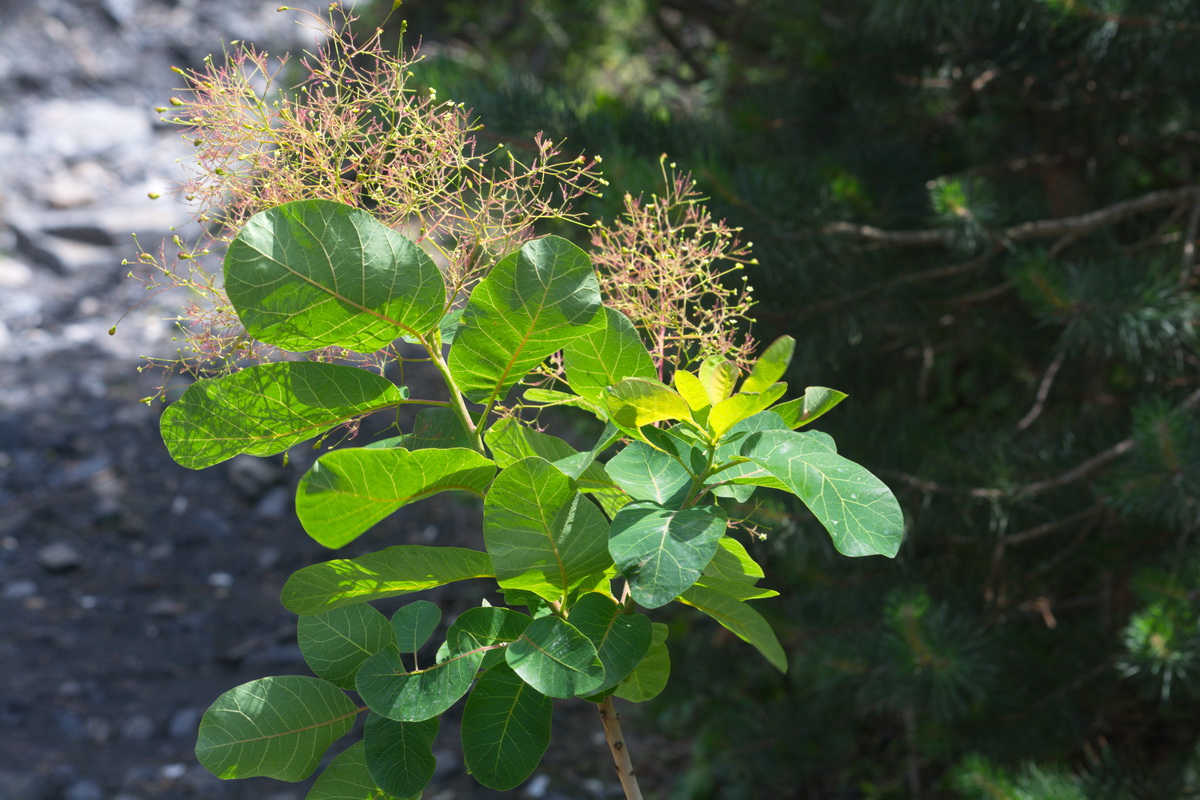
[137, 6, 904, 798]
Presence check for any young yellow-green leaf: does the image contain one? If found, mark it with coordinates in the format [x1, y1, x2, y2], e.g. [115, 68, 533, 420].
[161, 362, 404, 470]
[307, 742, 405, 800]
[462, 664, 552, 790]
[282, 546, 493, 615]
[521, 388, 605, 416]
[604, 378, 692, 430]
[741, 335, 796, 394]
[707, 383, 788, 439]
[483, 456, 612, 602]
[679, 584, 787, 672]
[449, 235, 602, 405]
[196, 675, 359, 781]
[563, 306, 657, 402]
[605, 440, 694, 505]
[614, 622, 670, 703]
[771, 386, 849, 428]
[363, 714, 438, 799]
[608, 502, 728, 609]
[569, 592, 653, 694]
[506, 615, 605, 698]
[672, 369, 711, 412]
[693, 576, 779, 600]
[297, 447, 496, 548]
[698, 356, 740, 405]
[298, 604, 395, 690]
[485, 418, 614, 491]
[743, 429, 903, 558]
[391, 600, 441, 654]
[357, 632, 485, 722]
[703, 537, 767, 585]
[225, 199, 445, 353]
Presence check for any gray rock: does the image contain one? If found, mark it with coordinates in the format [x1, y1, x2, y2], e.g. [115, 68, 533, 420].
[119, 713, 156, 742]
[0, 770, 38, 800]
[167, 706, 202, 739]
[254, 485, 291, 519]
[228, 454, 286, 499]
[24, 99, 152, 160]
[65, 778, 104, 800]
[38, 541, 83, 571]
[3, 578, 37, 600]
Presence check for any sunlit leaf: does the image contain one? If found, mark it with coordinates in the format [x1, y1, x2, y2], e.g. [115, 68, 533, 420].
[357, 631, 485, 722]
[608, 501, 728, 609]
[298, 604, 395, 690]
[225, 199, 445, 352]
[679, 584, 787, 672]
[506, 615, 605, 698]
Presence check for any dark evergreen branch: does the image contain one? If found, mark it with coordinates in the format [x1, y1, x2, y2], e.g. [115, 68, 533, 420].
[1181, 189, 1200, 287]
[1005, 505, 1106, 547]
[893, 384, 1200, 501]
[822, 185, 1200, 248]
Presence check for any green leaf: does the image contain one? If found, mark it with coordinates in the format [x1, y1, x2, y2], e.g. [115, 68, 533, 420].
[693, 576, 779, 600]
[563, 306, 657, 401]
[707, 411, 792, 498]
[307, 742, 404, 800]
[161, 362, 404, 469]
[698, 356, 740, 405]
[449, 235, 602, 405]
[605, 440, 694, 505]
[391, 600, 441, 654]
[363, 714, 438, 798]
[282, 545, 493, 615]
[742, 429, 904, 558]
[403, 406, 474, 451]
[506, 615, 605, 698]
[741, 335, 796, 394]
[357, 631, 485, 722]
[483, 456, 612, 602]
[298, 604, 395, 689]
[297, 447, 496, 548]
[225, 199, 445, 353]
[462, 664, 553, 790]
[772, 386, 848, 428]
[680, 584, 787, 672]
[614, 623, 670, 702]
[608, 502, 728, 609]
[703, 537, 767, 586]
[196, 675, 358, 780]
[521, 388, 604, 416]
[604, 378, 693, 430]
[569, 592, 653, 694]
[448, 606, 533, 670]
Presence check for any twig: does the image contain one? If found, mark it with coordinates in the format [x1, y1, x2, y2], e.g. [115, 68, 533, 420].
[1016, 349, 1067, 430]
[1003, 504, 1106, 547]
[599, 696, 644, 800]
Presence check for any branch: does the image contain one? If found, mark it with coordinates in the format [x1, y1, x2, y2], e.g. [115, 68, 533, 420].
[599, 697, 645, 800]
[822, 185, 1200, 248]
[1016, 349, 1067, 431]
[894, 385, 1200, 501]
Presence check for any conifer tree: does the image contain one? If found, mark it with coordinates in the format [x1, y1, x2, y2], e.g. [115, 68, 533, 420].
[356, 0, 1200, 795]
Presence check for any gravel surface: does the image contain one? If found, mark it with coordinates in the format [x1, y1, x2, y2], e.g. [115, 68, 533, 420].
[0, 3, 648, 798]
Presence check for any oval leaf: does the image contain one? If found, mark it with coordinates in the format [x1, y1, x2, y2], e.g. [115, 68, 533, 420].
[162, 362, 404, 469]
[462, 664, 553, 790]
[282, 545, 493, 615]
[740, 335, 795, 395]
[363, 713, 438, 798]
[297, 447, 496, 548]
[743, 429, 903, 557]
[449, 235, 602, 405]
[506, 615, 605, 698]
[391, 600, 442, 654]
[569, 592, 653, 694]
[604, 378, 693, 430]
[563, 306, 657, 402]
[196, 675, 358, 781]
[356, 632, 485, 722]
[307, 742, 403, 800]
[483, 457, 612, 602]
[609, 501, 728, 609]
[606, 440, 694, 506]
[448, 606, 533, 670]
[225, 199, 445, 353]
[298, 604, 395, 689]
[680, 584, 787, 672]
[614, 623, 670, 703]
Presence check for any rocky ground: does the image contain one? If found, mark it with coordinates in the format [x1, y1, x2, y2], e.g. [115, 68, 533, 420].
[0, 3, 655, 799]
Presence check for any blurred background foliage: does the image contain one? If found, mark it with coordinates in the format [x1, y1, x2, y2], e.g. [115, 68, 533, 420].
[346, 1, 1200, 797]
